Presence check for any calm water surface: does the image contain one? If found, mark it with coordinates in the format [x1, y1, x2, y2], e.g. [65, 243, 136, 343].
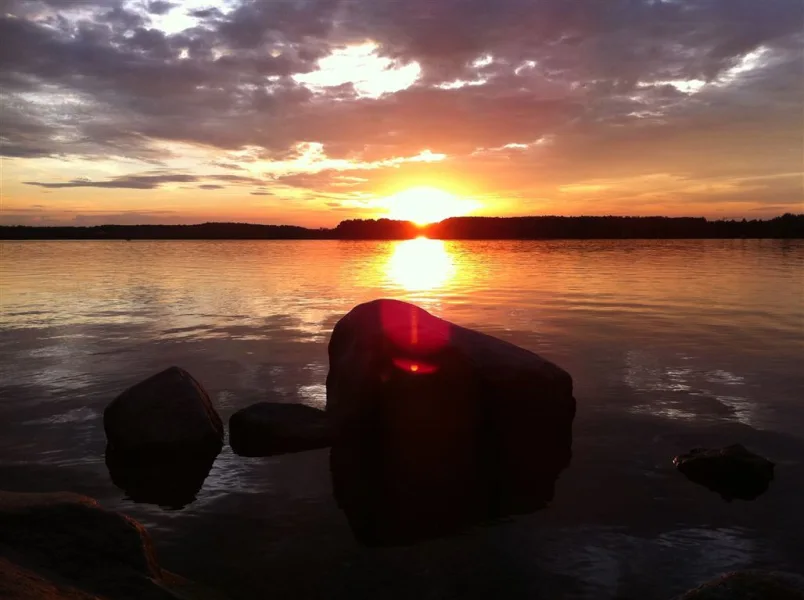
[1, 239, 803, 599]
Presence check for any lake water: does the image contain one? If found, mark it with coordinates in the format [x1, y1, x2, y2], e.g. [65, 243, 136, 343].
[1, 239, 803, 599]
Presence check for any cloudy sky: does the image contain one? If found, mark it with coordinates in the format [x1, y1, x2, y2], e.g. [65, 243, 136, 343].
[1, 0, 802, 226]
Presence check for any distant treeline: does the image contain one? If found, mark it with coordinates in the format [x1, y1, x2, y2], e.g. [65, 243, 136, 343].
[1, 214, 802, 240]
[0, 222, 327, 240]
[425, 214, 804, 239]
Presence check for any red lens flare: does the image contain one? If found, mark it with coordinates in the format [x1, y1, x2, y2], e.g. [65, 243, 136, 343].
[380, 302, 449, 353]
[392, 358, 438, 374]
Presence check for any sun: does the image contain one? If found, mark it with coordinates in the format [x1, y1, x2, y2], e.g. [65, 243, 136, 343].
[385, 186, 477, 225]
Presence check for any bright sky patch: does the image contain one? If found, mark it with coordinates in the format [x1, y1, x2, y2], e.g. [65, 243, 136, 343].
[293, 42, 422, 98]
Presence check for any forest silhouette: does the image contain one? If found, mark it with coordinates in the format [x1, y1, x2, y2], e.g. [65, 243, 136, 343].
[2, 214, 802, 240]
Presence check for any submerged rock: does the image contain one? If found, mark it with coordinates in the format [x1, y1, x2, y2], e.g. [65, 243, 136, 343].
[673, 444, 774, 501]
[104, 366, 223, 459]
[105, 448, 217, 509]
[327, 299, 576, 546]
[0, 490, 226, 599]
[229, 402, 333, 457]
[675, 570, 804, 599]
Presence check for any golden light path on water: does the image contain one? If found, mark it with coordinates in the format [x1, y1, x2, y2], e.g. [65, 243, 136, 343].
[386, 237, 457, 292]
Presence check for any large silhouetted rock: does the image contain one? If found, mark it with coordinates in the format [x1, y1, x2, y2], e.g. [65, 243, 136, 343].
[229, 402, 333, 457]
[673, 444, 774, 501]
[0, 491, 226, 599]
[675, 570, 804, 599]
[104, 366, 223, 459]
[326, 299, 576, 546]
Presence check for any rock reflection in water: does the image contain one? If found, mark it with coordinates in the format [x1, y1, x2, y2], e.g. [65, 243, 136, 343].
[105, 447, 218, 509]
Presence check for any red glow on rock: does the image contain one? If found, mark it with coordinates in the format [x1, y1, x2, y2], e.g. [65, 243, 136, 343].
[380, 301, 450, 353]
[392, 358, 438, 374]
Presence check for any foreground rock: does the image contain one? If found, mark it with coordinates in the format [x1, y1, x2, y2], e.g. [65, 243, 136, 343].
[104, 366, 224, 459]
[105, 449, 217, 509]
[327, 299, 576, 546]
[229, 402, 332, 457]
[673, 444, 774, 501]
[676, 570, 804, 599]
[0, 490, 226, 599]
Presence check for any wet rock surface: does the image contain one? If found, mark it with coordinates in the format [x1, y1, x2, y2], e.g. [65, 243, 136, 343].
[0, 490, 226, 599]
[673, 444, 775, 501]
[675, 570, 804, 599]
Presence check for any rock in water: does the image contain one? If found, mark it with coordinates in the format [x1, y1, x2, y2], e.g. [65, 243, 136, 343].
[229, 402, 333, 457]
[673, 444, 774, 501]
[326, 299, 576, 546]
[104, 366, 223, 459]
[0, 491, 226, 599]
[105, 448, 217, 510]
[103, 367, 222, 508]
[675, 570, 804, 599]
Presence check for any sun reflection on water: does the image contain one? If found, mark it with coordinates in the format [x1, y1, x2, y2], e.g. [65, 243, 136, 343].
[386, 238, 456, 292]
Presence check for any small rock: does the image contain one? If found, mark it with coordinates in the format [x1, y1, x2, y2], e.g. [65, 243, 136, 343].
[327, 299, 576, 546]
[675, 570, 804, 599]
[673, 444, 774, 501]
[104, 366, 223, 459]
[229, 402, 332, 457]
[0, 490, 226, 599]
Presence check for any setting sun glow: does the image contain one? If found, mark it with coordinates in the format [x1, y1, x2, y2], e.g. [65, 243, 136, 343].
[385, 187, 478, 225]
[387, 238, 456, 291]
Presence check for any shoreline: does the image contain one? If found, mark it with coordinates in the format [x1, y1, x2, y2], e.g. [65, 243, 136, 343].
[2, 214, 802, 240]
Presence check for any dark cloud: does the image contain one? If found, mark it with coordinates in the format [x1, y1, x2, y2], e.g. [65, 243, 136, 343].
[216, 0, 341, 50]
[349, 0, 804, 84]
[210, 161, 248, 170]
[146, 1, 176, 15]
[274, 169, 369, 190]
[188, 8, 223, 19]
[95, 5, 149, 31]
[23, 171, 264, 189]
[24, 173, 199, 189]
[0, 144, 54, 158]
[199, 184, 224, 190]
[215, 174, 267, 184]
[0, 7, 318, 157]
[0, 209, 190, 227]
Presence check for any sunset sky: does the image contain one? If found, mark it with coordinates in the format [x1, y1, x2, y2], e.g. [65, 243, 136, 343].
[1, 0, 802, 227]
